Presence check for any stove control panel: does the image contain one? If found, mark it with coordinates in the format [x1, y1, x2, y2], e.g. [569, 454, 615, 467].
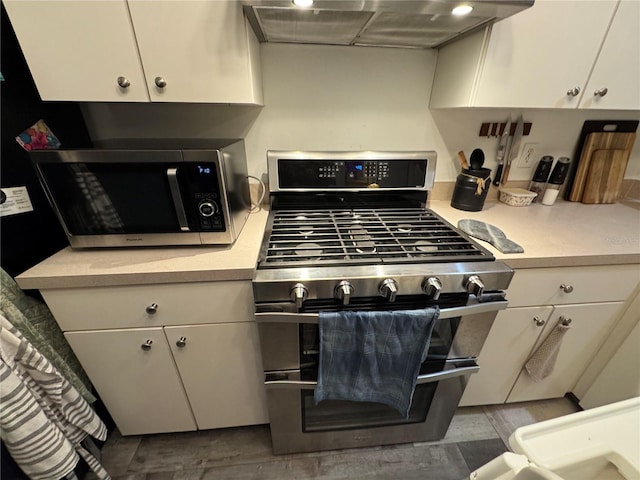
[275, 157, 433, 190]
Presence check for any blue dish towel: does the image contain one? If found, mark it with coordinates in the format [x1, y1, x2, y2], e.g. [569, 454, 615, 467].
[314, 307, 439, 418]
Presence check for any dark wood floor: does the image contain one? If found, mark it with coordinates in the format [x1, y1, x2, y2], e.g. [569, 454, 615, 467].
[93, 398, 579, 480]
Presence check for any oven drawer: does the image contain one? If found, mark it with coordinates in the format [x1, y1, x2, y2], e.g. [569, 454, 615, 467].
[41, 281, 255, 331]
[506, 265, 639, 308]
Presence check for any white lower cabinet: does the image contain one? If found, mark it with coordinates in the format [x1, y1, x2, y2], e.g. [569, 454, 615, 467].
[460, 265, 639, 407]
[506, 302, 623, 403]
[44, 281, 269, 436]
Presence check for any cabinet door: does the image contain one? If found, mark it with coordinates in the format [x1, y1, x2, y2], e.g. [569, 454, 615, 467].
[166, 323, 269, 430]
[507, 302, 624, 403]
[460, 306, 553, 406]
[472, 0, 617, 108]
[3, 0, 149, 102]
[579, 0, 640, 110]
[128, 0, 263, 103]
[65, 328, 196, 435]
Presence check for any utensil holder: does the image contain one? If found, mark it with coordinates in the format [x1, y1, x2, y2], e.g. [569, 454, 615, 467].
[451, 168, 491, 212]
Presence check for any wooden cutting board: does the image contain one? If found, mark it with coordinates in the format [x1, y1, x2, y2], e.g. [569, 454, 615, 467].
[581, 149, 631, 204]
[568, 132, 636, 202]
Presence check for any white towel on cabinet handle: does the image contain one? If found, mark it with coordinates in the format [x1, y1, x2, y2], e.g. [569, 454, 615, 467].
[524, 317, 572, 382]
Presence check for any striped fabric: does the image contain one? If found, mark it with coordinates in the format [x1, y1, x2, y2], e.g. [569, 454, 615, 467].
[0, 315, 109, 480]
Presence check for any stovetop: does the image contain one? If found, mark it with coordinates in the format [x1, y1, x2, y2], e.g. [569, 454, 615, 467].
[256, 207, 494, 269]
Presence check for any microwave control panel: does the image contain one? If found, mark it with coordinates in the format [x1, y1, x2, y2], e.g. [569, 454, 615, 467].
[182, 164, 225, 231]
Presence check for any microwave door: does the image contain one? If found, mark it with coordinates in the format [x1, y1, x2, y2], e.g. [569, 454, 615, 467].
[37, 162, 185, 236]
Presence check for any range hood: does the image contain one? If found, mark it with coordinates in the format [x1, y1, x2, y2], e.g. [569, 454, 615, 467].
[242, 0, 534, 49]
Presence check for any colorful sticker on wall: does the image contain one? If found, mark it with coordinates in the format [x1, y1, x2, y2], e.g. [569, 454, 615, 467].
[16, 119, 61, 151]
[0, 186, 34, 217]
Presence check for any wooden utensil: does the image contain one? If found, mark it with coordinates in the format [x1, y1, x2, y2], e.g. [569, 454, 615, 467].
[581, 149, 632, 204]
[568, 132, 636, 202]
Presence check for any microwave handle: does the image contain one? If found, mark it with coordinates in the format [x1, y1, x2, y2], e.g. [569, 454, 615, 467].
[167, 168, 190, 232]
[255, 300, 508, 324]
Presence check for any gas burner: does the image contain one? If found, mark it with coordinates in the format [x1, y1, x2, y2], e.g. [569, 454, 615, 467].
[397, 224, 413, 233]
[293, 216, 314, 236]
[349, 226, 376, 254]
[413, 241, 439, 253]
[295, 242, 322, 258]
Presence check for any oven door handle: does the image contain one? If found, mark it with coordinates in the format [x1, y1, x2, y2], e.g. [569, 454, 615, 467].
[264, 362, 480, 390]
[255, 300, 508, 324]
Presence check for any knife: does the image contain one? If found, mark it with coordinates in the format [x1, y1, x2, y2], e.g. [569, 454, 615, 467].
[501, 116, 524, 185]
[492, 120, 511, 186]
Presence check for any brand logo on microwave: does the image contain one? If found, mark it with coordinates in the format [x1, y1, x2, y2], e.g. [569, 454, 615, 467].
[125, 237, 144, 242]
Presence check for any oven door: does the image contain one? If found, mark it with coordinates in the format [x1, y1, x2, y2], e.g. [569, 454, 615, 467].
[255, 299, 507, 454]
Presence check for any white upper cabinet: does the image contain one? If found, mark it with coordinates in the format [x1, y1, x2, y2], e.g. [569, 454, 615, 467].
[430, 0, 636, 110]
[3, 0, 263, 104]
[2, 0, 149, 102]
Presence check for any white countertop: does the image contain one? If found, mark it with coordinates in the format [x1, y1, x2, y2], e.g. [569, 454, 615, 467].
[16, 208, 270, 290]
[428, 199, 640, 268]
[16, 199, 640, 290]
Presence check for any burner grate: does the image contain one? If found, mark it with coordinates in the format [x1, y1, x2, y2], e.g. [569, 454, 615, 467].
[258, 208, 493, 268]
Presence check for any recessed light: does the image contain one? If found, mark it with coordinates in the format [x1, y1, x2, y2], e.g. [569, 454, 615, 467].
[452, 5, 473, 16]
[293, 0, 314, 7]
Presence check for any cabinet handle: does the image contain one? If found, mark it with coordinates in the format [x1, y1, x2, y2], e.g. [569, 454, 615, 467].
[117, 76, 131, 89]
[154, 76, 167, 88]
[560, 284, 574, 294]
[533, 317, 546, 327]
[141, 339, 153, 351]
[560, 316, 572, 326]
[594, 87, 608, 97]
[176, 337, 187, 348]
[145, 303, 158, 315]
[566, 86, 581, 97]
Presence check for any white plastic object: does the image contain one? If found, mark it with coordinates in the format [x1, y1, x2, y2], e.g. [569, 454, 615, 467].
[499, 187, 538, 207]
[469, 452, 565, 480]
[509, 397, 640, 480]
[541, 188, 560, 206]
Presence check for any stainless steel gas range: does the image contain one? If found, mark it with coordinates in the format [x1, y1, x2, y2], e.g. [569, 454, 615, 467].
[252, 150, 513, 455]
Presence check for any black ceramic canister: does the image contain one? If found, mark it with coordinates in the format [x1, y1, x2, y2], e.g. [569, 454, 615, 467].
[451, 167, 491, 211]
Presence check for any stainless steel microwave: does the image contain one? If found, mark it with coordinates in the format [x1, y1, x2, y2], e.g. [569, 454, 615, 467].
[31, 140, 251, 248]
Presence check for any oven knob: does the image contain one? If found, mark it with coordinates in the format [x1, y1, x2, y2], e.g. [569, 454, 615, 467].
[198, 201, 218, 217]
[379, 278, 398, 302]
[465, 275, 485, 297]
[423, 277, 442, 300]
[334, 281, 353, 305]
[290, 283, 308, 309]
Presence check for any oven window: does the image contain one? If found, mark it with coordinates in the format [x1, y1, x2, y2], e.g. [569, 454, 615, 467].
[301, 382, 437, 432]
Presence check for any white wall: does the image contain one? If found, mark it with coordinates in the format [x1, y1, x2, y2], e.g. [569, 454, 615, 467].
[81, 43, 640, 183]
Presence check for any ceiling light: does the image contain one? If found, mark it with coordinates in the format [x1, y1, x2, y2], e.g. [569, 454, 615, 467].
[292, 0, 314, 7]
[452, 5, 473, 16]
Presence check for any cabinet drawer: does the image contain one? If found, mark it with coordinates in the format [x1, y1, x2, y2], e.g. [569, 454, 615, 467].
[507, 265, 639, 308]
[42, 281, 255, 331]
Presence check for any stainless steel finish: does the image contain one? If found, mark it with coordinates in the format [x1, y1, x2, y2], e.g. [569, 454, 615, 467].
[289, 283, 308, 309]
[140, 339, 153, 351]
[334, 280, 353, 305]
[154, 76, 167, 88]
[594, 87, 608, 97]
[167, 168, 190, 232]
[263, 360, 479, 455]
[465, 275, 485, 297]
[560, 284, 574, 294]
[378, 278, 398, 302]
[242, 0, 534, 50]
[254, 261, 513, 303]
[267, 150, 436, 193]
[117, 76, 130, 88]
[255, 300, 509, 324]
[422, 276, 442, 300]
[30, 140, 251, 248]
[533, 316, 546, 327]
[567, 86, 581, 97]
[560, 316, 572, 326]
[145, 303, 158, 315]
[265, 363, 480, 389]
[176, 336, 187, 348]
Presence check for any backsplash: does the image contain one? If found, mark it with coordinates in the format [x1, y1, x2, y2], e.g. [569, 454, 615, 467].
[80, 43, 640, 184]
